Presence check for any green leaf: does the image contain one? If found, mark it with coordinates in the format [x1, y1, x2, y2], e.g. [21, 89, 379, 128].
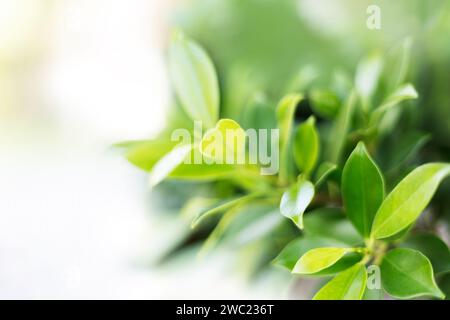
[115, 139, 176, 172]
[292, 247, 353, 274]
[148, 144, 193, 187]
[200, 119, 246, 164]
[199, 204, 243, 257]
[169, 147, 236, 180]
[380, 83, 418, 110]
[326, 90, 357, 164]
[310, 89, 340, 119]
[218, 203, 281, 246]
[401, 234, 450, 274]
[313, 253, 363, 277]
[371, 163, 450, 239]
[355, 53, 383, 109]
[313, 264, 367, 300]
[279, 177, 314, 229]
[168, 31, 219, 128]
[370, 83, 418, 125]
[381, 248, 444, 299]
[439, 273, 450, 300]
[314, 162, 337, 187]
[303, 208, 364, 246]
[276, 94, 303, 183]
[284, 65, 318, 93]
[191, 193, 261, 228]
[342, 142, 385, 237]
[387, 37, 413, 91]
[293, 116, 320, 175]
[273, 236, 344, 271]
[385, 131, 431, 172]
[242, 96, 277, 130]
[272, 235, 361, 275]
[363, 287, 383, 300]
[277, 94, 302, 148]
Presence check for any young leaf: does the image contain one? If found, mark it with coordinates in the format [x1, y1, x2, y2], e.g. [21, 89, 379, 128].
[292, 247, 353, 274]
[273, 236, 346, 271]
[342, 142, 384, 237]
[314, 162, 337, 187]
[293, 116, 320, 175]
[313, 264, 367, 300]
[370, 83, 418, 125]
[371, 163, 450, 239]
[200, 119, 246, 164]
[310, 89, 340, 119]
[326, 90, 357, 164]
[277, 94, 303, 148]
[276, 94, 303, 183]
[148, 144, 193, 187]
[381, 248, 444, 299]
[378, 83, 418, 113]
[401, 234, 450, 274]
[279, 177, 314, 229]
[168, 31, 219, 128]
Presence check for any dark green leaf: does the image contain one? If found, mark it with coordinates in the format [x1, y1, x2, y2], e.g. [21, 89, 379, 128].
[314, 162, 338, 187]
[401, 234, 450, 274]
[303, 207, 363, 246]
[310, 89, 340, 119]
[342, 142, 385, 237]
[381, 248, 444, 299]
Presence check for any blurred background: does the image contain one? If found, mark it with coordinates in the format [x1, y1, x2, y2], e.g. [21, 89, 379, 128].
[0, 0, 449, 299]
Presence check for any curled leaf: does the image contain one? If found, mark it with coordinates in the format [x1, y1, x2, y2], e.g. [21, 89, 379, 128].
[279, 177, 314, 229]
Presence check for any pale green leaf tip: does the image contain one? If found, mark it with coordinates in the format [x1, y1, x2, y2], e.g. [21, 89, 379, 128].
[190, 219, 198, 229]
[405, 84, 418, 99]
[436, 290, 445, 300]
[355, 141, 366, 152]
[307, 115, 316, 125]
[292, 216, 304, 230]
[281, 93, 303, 106]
